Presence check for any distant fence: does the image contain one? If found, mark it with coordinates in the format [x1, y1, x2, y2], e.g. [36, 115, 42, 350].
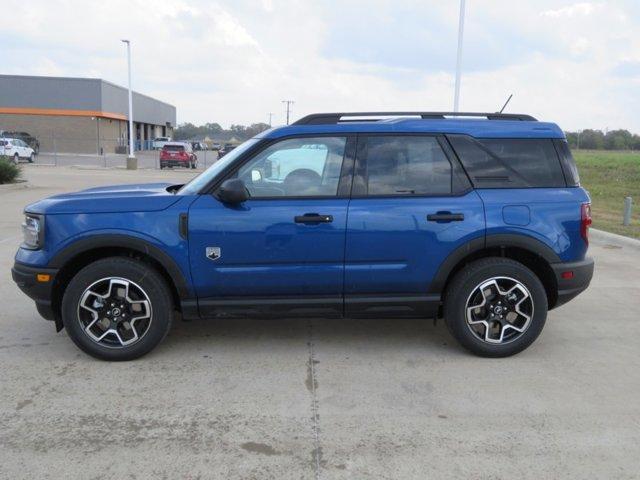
[29, 137, 219, 171]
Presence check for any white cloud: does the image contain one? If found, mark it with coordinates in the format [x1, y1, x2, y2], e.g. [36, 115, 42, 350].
[1, 0, 639, 132]
[541, 2, 600, 18]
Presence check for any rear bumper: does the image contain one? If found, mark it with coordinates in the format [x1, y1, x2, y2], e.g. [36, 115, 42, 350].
[11, 262, 58, 320]
[161, 160, 191, 167]
[551, 257, 594, 308]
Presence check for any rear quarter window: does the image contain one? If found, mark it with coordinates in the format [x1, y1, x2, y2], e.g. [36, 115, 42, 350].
[447, 135, 566, 188]
[553, 139, 580, 186]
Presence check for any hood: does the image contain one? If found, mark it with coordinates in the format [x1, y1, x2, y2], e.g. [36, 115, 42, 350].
[26, 183, 182, 215]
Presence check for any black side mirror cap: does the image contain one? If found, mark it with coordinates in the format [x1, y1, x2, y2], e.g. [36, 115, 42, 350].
[217, 178, 250, 204]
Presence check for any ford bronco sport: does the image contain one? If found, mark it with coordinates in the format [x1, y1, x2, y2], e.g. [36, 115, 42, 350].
[12, 112, 594, 360]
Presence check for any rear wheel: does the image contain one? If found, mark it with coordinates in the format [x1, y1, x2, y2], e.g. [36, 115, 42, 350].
[29, 153, 34, 163]
[444, 257, 547, 357]
[61, 257, 174, 361]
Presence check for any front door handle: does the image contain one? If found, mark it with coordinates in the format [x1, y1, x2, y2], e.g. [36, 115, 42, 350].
[427, 212, 465, 222]
[294, 213, 333, 224]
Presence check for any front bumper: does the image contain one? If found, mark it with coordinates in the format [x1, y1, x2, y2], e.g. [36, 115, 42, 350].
[551, 257, 594, 308]
[11, 261, 58, 321]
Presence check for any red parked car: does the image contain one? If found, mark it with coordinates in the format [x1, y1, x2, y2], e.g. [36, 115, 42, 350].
[160, 142, 198, 169]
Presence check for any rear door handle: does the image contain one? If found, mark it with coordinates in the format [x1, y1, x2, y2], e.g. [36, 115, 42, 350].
[294, 213, 333, 224]
[427, 212, 465, 222]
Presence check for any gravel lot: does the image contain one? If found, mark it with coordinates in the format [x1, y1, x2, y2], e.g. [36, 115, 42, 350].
[1, 166, 639, 479]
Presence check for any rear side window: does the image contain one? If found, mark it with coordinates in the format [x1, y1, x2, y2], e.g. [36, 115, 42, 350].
[164, 145, 185, 152]
[447, 135, 565, 188]
[354, 136, 453, 196]
[553, 139, 580, 186]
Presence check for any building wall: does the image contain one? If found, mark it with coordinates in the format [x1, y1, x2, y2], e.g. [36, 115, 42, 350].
[0, 75, 176, 128]
[0, 113, 135, 154]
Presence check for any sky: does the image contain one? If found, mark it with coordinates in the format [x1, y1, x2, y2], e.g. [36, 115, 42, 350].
[2, 0, 640, 131]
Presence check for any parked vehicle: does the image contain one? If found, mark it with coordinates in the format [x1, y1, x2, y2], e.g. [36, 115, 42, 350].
[1, 138, 35, 164]
[11, 111, 594, 360]
[152, 137, 172, 150]
[1, 131, 40, 154]
[159, 142, 198, 169]
[218, 143, 237, 158]
[211, 143, 222, 151]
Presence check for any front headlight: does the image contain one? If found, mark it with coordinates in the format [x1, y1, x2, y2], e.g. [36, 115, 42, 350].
[21, 213, 44, 250]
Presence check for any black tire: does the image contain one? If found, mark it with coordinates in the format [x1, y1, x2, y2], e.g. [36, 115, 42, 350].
[29, 153, 34, 163]
[13, 153, 19, 165]
[444, 257, 547, 357]
[61, 257, 174, 361]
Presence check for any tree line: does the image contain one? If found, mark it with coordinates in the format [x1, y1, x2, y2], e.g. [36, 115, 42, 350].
[174, 122, 640, 150]
[173, 122, 271, 142]
[565, 129, 640, 150]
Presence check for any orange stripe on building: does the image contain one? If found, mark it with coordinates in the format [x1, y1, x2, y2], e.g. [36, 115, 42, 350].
[0, 107, 127, 121]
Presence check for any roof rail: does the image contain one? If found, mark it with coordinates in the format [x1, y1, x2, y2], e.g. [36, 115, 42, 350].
[293, 111, 537, 125]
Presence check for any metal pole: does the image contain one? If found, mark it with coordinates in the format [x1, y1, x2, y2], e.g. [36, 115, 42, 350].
[268, 112, 273, 127]
[623, 197, 633, 226]
[453, 0, 466, 112]
[122, 39, 136, 164]
[282, 100, 295, 125]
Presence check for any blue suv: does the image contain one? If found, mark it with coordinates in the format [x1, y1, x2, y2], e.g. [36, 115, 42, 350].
[11, 112, 594, 360]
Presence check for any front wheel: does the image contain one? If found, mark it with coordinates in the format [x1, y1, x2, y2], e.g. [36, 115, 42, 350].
[13, 153, 19, 165]
[61, 257, 174, 361]
[444, 257, 547, 357]
[29, 153, 34, 163]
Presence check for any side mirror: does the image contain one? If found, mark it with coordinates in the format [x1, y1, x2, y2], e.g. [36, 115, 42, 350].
[217, 178, 250, 204]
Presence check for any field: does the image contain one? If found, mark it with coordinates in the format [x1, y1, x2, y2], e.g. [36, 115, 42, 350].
[574, 149, 640, 239]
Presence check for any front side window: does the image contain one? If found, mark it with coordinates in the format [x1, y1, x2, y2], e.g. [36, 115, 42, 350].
[355, 136, 452, 196]
[235, 137, 347, 197]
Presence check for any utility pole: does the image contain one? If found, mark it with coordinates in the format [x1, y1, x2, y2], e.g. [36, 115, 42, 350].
[121, 39, 136, 167]
[282, 100, 295, 125]
[453, 0, 466, 112]
[268, 112, 274, 127]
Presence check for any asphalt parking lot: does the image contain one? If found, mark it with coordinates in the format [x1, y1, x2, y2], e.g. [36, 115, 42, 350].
[1, 166, 639, 479]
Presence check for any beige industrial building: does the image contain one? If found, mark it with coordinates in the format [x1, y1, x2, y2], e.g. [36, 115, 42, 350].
[0, 75, 176, 154]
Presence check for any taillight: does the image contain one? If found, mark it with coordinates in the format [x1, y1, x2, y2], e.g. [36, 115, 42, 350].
[581, 203, 592, 245]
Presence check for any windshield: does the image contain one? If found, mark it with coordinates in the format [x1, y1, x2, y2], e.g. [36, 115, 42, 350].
[177, 138, 261, 195]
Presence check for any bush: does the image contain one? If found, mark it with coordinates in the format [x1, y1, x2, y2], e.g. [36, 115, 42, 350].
[0, 155, 21, 184]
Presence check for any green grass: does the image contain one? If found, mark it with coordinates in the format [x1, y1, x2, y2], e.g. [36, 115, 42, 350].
[574, 150, 640, 239]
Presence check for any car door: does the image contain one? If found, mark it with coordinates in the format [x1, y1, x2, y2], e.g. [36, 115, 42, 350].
[344, 134, 485, 317]
[17, 140, 27, 157]
[188, 135, 355, 318]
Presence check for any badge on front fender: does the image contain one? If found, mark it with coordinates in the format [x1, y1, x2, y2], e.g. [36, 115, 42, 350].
[206, 247, 221, 261]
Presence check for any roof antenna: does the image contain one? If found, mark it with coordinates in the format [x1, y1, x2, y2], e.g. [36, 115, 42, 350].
[498, 94, 513, 113]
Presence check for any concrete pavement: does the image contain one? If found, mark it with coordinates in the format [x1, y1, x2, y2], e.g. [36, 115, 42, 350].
[1, 166, 639, 479]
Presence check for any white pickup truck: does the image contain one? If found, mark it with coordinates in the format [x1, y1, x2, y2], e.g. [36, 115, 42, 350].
[151, 137, 172, 150]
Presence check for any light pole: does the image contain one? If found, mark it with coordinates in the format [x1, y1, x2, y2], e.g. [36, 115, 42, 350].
[453, 0, 466, 112]
[121, 39, 136, 165]
[268, 112, 274, 127]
